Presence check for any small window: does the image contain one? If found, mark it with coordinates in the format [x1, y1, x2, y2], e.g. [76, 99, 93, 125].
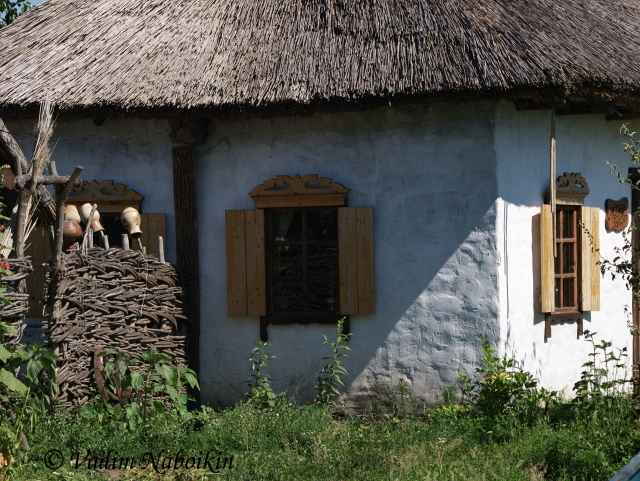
[539, 173, 600, 338]
[554, 206, 580, 312]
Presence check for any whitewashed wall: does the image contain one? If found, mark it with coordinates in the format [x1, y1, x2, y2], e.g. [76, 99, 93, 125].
[196, 101, 499, 406]
[6, 99, 634, 406]
[494, 100, 636, 395]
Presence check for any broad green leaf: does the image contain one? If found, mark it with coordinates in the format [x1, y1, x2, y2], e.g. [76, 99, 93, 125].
[184, 372, 200, 389]
[0, 368, 27, 394]
[0, 344, 11, 362]
[80, 404, 96, 418]
[130, 371, 144, 391]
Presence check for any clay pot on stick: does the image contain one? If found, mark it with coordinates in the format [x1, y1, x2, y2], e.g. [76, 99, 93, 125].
[62, 220, 82, 251]
[121, 207, 143, 250]
[64, 204, 82, 224]
[80, 203, 105, 232]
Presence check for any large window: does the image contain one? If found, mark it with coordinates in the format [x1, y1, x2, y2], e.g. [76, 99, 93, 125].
[226, 175, 374, 341]
[266, 208, 339, 318]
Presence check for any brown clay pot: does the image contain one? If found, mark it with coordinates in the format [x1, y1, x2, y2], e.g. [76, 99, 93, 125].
[62, 220, 83, 251]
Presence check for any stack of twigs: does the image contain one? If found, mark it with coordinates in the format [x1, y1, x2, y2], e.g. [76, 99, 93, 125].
[0, 257, 34, 345]
[45, 247, 190, 407]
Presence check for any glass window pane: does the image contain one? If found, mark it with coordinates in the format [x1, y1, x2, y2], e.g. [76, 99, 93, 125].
[307, 210, 338, 240]
[273, 282, 304, 312]
[308, 246, 338, 276]
[562, 242, 575, 274]
[555, 278, 561, 307]
[273, 246, 302, 277]
[563, 210, 574, 238]
[556, 211, 563, 237]
[562, 278, 576, 308]
[308, 281, 339, 312]
[272, 211, 302, 241]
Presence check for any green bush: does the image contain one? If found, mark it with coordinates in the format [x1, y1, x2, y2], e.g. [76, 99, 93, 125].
[457, 334, 557, 421]
[80, 349, 199, 431]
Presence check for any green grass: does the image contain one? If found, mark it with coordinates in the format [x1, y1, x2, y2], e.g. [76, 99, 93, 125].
[5, 396, 640, 481]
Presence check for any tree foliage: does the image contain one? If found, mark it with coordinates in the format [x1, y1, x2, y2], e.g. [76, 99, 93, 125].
[0, 0, 32, 27]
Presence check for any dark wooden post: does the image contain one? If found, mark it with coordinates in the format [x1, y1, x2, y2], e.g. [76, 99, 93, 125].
[172, 146, 200, 390]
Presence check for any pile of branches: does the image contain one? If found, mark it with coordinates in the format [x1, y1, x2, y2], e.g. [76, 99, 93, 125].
[0, 257, 33, 345]
[45, 247, 190, 407]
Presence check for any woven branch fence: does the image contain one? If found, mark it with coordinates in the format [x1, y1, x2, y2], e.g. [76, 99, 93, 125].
[45, 247, 190, 408]
[0, 257, 33, 345]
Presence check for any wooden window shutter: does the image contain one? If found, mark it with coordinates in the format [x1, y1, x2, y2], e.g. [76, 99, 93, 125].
[540, 204, 555, 313]
[338, 206, 375, 315]
[140, 213, 166, 260]
[580, 207, 600, 312]
[225, 209, 266, 316]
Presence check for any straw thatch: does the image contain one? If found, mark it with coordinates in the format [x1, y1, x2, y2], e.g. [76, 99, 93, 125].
[1, 0, 640, 116]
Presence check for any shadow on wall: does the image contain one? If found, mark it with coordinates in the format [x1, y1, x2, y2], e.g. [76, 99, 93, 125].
[199, 101, 501, 407]
[239, 200, 499, 407]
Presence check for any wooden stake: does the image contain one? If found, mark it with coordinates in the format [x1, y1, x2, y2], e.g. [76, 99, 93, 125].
[13, 173, 82, 190]
[122, 234, 130, 250]
[103, 234, 109, 249]
[158, 236, 165, 263]
[81, 204, 98, 251]
[52, 167, 84, 270]
[550, 107, 557, 257]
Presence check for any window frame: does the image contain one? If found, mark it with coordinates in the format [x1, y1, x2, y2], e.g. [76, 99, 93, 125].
[226, 175, 375, 341]
[263, 205, 343, 324]
[553, 205, 581, 313]
[540, 173, 599, 338]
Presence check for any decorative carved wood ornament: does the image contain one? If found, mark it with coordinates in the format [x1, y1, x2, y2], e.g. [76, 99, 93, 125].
[605, 197, 629, 231]
[67, 180, 144, 213]
[556, 172, 590, 198]
[249, 174, 351, 208]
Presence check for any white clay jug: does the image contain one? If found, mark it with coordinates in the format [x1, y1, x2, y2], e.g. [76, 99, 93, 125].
[79, 203, 105, 232]
[121, 207, 142, 235]
[64, 204, 82, 223]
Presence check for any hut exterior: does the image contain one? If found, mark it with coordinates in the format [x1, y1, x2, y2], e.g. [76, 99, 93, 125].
[1, 0, 640, 406]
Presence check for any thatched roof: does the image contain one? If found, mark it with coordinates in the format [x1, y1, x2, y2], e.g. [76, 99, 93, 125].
[1, 0, 640, 116]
